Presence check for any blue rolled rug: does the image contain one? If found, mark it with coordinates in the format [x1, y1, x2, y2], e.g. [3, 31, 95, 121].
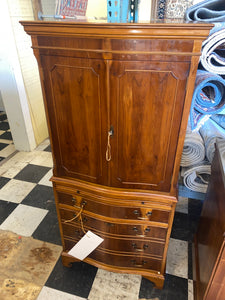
[190, 70, 225, 131]
[185, 0, 225, 22]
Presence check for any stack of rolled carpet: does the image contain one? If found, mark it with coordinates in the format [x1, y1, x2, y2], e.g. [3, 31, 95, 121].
[181, 1, 225, 193]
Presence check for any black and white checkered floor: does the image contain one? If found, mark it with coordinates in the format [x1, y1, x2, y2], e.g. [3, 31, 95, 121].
[0, 112, 203, 300]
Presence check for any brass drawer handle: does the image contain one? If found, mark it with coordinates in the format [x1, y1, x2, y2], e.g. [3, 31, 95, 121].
[132, 243, 148, 252]
[131, 259, 147, 267]
[137, 217, 148, 220]
[137, 212, 152, 220]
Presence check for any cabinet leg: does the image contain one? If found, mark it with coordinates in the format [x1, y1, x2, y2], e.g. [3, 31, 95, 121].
[61, 251, 80, 268]
[143, 275, 165, 289]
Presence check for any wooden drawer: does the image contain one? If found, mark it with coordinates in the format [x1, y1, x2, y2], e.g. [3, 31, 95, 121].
[64, 239, 162, 272]
[62, 223, 165, 258]
[57, 192, 170, 223]
[59, 208, 167, 241]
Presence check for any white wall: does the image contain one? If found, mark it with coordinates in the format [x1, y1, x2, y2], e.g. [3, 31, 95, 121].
[0, 0, 36, 151]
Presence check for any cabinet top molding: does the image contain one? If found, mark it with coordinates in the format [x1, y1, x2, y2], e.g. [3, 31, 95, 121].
[20, 21, 213, 40]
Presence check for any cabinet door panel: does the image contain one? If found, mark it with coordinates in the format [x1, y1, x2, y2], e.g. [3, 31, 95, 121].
[42, 57, 108, 184]
[110, 61, 190, 191]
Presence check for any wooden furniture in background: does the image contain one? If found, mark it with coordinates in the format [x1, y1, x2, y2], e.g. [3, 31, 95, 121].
[193, 142, 225, 299]
[21, 21, 212, 288]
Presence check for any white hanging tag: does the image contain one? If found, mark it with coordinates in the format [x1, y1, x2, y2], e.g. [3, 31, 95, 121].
[68, 230, 104, 260]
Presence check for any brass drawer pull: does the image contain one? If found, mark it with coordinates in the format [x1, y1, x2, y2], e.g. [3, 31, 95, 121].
[131, 259, 147, 267]
[137, 217, 148, 220]
[132, 243, 148, 252]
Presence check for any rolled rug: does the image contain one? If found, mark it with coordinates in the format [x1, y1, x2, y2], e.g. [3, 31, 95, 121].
[190, 70, 225, 131]
[185, 0, 225, 22]
[181, 124, 205, 167]
[201, 22, 225, 75]
[199, 118, 225, 163]
[210, 114, 225, 129]
[181, 163, 211, 193]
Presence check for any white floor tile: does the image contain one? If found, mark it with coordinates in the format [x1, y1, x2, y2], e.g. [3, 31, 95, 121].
[10, 151, 39, 164]
[166, 238, 188, 279]
[0, 143, 16, 157]
[0, 179, 36, 203]
[30, 151, 53, 167]
[0, 139, 13, 144]
[38, 169, 53, 186]
[0, 159, 28, 178]
[88, 269, 141, 300]
[37, 286, 86, 300]
[0, 130, 5, 135]
[0, 204, 48, 236]
[176, 196, 189, 214]
[35, 138, 50, 151]
[188, 279, 194, 300]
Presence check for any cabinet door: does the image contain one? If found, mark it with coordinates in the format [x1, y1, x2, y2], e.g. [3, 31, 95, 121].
[109, 61, 190, 191]
[41, 56, 108, 185]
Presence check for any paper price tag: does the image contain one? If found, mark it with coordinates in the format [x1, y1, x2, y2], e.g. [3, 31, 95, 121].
[68, 230, 104, 260]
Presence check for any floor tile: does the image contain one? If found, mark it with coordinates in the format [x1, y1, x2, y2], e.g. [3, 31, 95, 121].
[164, 274, 188, 300]
[0, 142, 8, 151]
[0, 121, 9, 131]
[37, 286, 87, 300]
[188, 198, 203, 217]
[0, 143, 16, 157]
[139, 277, 166, 299]
[0, 179, 36, 203]
[188, 279, 194, 300]
[188, 241, 193, 280]
[38, 169, 53, 186]
[44, 144, 52, 152]
[33, 209, 62, 245]
[21, 184, 54, 209]
[166, 238, 188, 279]
[88, 269, 141, 300]
[0, 138, 13, 144]
[35, 138, 50, 151]
[14, 164, 51, 183]
[0, 159, 28, 178]
[0, 131, 12, 140]
[176, 196, 188, 214]
[0, 176, 10, 188]
[0, 130, 4, 135]
[10, 151, 41, 164]
[0, 114, 7, 121]
[30, 151, 53, 167]
[0, 204, 48, 236]
[45, 258, 98, 298]
[0, 199, 17, 224]
[171, 212, 190, 241]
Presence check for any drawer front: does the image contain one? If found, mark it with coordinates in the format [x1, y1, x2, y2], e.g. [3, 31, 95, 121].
[62, 223, 165, 257]
[59, 208, 167, 241]
[57, 192, 170, 223]
[64, 239, 162, 272]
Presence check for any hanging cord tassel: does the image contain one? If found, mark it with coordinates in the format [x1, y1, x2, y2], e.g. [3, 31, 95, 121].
[106, 129, 113, 161]
[64, 202, 86, 234]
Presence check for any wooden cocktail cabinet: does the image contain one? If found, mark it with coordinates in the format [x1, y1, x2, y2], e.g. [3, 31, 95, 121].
[21, 21, 212, 288]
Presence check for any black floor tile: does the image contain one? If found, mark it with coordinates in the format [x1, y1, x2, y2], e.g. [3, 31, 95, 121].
[0, 131, 12, 140]
[188, 241, 193, 280]
[0, 157, 5, 162]
[139, 274, 188, 300]
[0, 177, 11, 189]
[139, 277, 167, 299]
[0, 143, 8, 151]
[21, 184, 55, 210]
[0, 122, 10, 131]
[45, 258, 98, 298]
[44, 145, 51, 152]
[164, 274, 188, 300]
[14, 164, 51, 183]
[33, 209, 61, 245]
[171, 212, 190, 241]
[0, 114, 7, 121]
[0, 200, 17, 224]
[188, 198, 203, 217]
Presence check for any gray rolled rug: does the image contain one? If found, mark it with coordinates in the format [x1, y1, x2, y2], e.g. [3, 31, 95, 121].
[185, 0, 225, 22]
[181, 124, 205, 167]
